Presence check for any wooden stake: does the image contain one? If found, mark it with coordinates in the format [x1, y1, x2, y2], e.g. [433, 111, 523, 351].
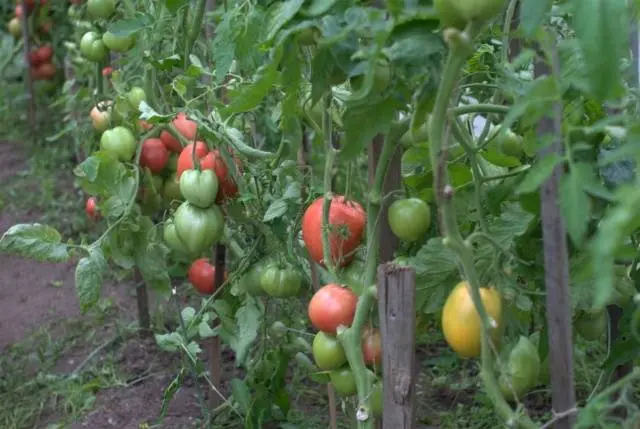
[135, 269, 151, 337]
[535, 41, 576, 429]
[377, 263, 417, 429]
[20, 5, 36, 140]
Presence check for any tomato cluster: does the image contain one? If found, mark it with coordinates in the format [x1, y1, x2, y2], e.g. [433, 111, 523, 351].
[29, 45, 56, 81]
[307, 284, 382, 405]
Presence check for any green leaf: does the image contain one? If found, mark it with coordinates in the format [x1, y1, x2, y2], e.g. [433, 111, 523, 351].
[265, 0, 305, 42]
[342, 95, 398, 161]
[107, 15, 152, 37]
[560, 164, 592, 245]
[212, 10, 237, 83]
[160, 369, 185, 418]
[75, 248, 107, 313]
[519, 0, 553, 37]
[164, 0, 188, 14]
[409, 238, 460, 314]
[0, 224, 70, 262]
[134, 221, 171, 296]
[226, 48, 283, 113]
[572, 0, 628, 101]
[234, 296, 263, 365]
[231, 378, 252, 413]
[302, 0, 338, 16]
[155, 332, 184, 352]
[515, 153, 564, 194]
[263, 199, 288, 222]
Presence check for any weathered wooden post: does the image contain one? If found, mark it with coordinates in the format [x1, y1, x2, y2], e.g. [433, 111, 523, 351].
[378, 263, 417, 429]
[535, 39, 577, 428]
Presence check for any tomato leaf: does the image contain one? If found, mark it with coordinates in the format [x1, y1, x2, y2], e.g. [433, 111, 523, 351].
[233, 296, 264, 365]
[107, 15, 152, 37]
[302, 0, 338, 17]
[264, 0, 306, 42]
[155, 332, 184, 352]
[212, 8, 237, 83]
[134, 220, 171, 295]
[226, 47, 283, 113]
[342, 95, 398, 161]
[0, 224, 70, 262]
[559, 163, 593, 246]
[515, 153, 564, 194]
[519, 0, 553, 37]
[164, 0, 188, 14]
[572, 0, 628, 101]
[230, 378, 252, 413]
[75, 247, 107, 313]
[263, 199, 289, 222]
[159, 368, 185, 418]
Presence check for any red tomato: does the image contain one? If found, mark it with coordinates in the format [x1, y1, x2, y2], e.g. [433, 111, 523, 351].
[159, 112, 197, 152]
[32, 62, 56, 80]
[140, 138, 170, 173]
[301, 196, 366, 267]
[208, 149, 241, 203]
[28, 50, 41, 67]
[175, 141, 209, 178]
[308, 284, 358, 335]
[188, 258, 227, 295]
[36, 45, 53, 64]
[102, 66, 113, 77]
[38, 20, 52, 34]
[362, 327, 382, 366]
[85, 197, 99, 220]
[138, 120, 153, 130]
[15, 5, 24, 17]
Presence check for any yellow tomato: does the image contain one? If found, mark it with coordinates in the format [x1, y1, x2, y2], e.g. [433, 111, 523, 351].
[441, 281, 502, 358]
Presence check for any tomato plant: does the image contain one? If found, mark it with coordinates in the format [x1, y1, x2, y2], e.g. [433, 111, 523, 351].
[308, 284, 358, 335]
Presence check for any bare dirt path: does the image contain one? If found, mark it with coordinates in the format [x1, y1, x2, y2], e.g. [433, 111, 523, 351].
[0, 141, 203, 429]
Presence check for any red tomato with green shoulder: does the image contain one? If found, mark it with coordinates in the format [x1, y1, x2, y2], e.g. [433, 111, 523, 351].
[100, 126, 136, 161]
[176, 141, 209, 177]
[140, 138, 169, 173]
[188, 258, 227, 295]
[312, 331, 347, 371]
[362, 327, 382, 366]
[160, 112, 197, 152]
[85, 197, 99, 220]
[308, 284, 358, 335]
[90, 101, 112, 132]
[302, 196, 366, 267]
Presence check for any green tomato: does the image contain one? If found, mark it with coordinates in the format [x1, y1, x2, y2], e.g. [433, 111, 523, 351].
[163, 218, 189, 254]
[388, 198, 431, 242]
[100, 126, 136, 161]
[127, 86, 147, 110]
[80, 32, 108, 62]
[329, 367, 357, 397]
[173, 202, 225, 256]
[434, 0, 467, 29]
[450, 0, 506, 23]
[166, 154, 178, 172]
[179, 169, 219, 208]
[270, 321, 288, 337]
[298, 27, 320, 46]
[260, 264, 303, 297]
[574, 310, 607, 342]
[162, 173, 183, 203]
[499, 336, 540, 402]
[350, 59, 391, 94]
[102, 31, 135, 52]
[237, 259, 271, 296]
[399, 123, 429, 147]
[489, 126, 525, 158]
[87, 0, 116, 19]
[312, 332, 347, 371]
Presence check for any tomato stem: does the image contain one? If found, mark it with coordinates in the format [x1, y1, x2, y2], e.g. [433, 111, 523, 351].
[321, 92, 337, 273]
[449, 103, 510, 116]
[427, 22, 538, 429]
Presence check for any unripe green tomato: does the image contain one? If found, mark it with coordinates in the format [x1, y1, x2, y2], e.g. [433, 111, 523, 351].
[87, 0, 116, 20]
[8, 17, 22, 38]
[351, 59, 391, 94]
[163, 218, 189, 254]
[80, 32, 108, 62]
[270, 321, 288, 337]
[127, 86, 147, 110]
[100, 126, 136, 161]
[179, 169, 219, 208]
[298, 27, 320, 46]
[370, 381, 383, 416]
[162, 173, 183, 203]
[173, 202, 225, 255]
[434, 0, 467, 29]
[237, 260, 270, 296]
[452, 0, 506, 23]
[329, 367, 357, 396]
[312, 332, 347, 371]
[388, 198, 431, 242]
[102, 31, 135, 52]
[574, 310, 607, 342]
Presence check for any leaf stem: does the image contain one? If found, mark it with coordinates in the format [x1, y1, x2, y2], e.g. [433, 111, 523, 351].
[450, 103, 510, 116]
[321, 92, 337, 273]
